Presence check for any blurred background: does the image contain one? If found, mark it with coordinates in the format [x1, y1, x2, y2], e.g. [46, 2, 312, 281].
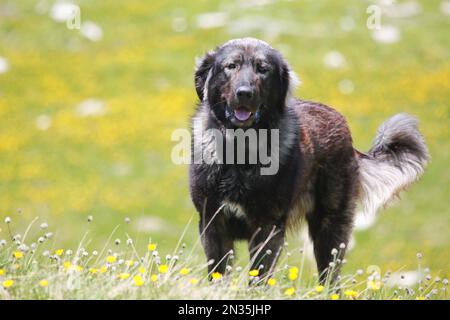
[0, 0, 449, 276]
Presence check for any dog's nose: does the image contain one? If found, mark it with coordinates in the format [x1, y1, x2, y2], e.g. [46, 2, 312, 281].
[236, 86, 253, 101]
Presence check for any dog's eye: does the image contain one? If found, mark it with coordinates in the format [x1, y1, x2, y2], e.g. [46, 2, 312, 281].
[256, 64, 269, 74]
[226, 63, 237, 70]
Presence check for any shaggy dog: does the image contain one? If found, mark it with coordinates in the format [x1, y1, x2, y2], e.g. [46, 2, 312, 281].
[189, 38, 428, 282]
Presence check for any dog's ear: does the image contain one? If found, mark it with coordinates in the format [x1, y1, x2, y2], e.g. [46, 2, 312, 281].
[194, 51, 216, 101]
[279, 61, 300, 108]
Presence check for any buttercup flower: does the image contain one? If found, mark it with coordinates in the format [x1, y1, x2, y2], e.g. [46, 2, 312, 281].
[212, 272, 222, 280]
[331, 294, 340, 300]
[289, 267, 299, 274]
[284, 287, 295, 296]
[139, 267, 146, 274]
[344, 290, 359, 298]
[150, 274, 158, 282]
[179, 268, 190, 276]
[2, 279, 14, 288]
[367, 280, 382, 291]
[288, 269, 298, 281]
[125, 260, 134, 267]
[119, 273, 130, 280]
[158, 264, 169, 273]
[315, 285, 325, 293]
[106, 255, 117, 263]
[54, 249, 64, 256]
[189, 278, 199, 285]
[288, 266, 299, 281]
[147, 243, 157, 251]
[39, 280, 49, 287]
[249, 269, 259, 277]
[13, 251, 23, 259]
[267, 278, 277, 286]
[89, 268, 98, 274]
[133, 275, 144, 286]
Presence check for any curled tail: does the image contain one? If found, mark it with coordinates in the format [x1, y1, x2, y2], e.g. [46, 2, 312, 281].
[357, 113, 429, 216]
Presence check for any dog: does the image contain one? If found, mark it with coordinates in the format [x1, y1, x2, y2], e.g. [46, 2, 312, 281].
[189, 38, 428, 282]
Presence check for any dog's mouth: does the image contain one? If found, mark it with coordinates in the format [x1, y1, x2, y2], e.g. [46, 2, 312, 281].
[225, 105, 260, 127]
[234, 107, 253, 121]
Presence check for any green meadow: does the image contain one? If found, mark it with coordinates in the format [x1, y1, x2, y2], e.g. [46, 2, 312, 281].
[0, 0, 449, 299]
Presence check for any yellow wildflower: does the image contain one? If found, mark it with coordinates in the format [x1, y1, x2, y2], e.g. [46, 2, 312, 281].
[54, 249, 64, 256]
[13, 251, 23, 259]
[63, 261, 72, 270]
[367, 280, 382, 291]
[0, 269, 5, 276]
[249, 269, 259, 277]
[89, 268, 98, 274]
[331, 294, 340, 300]
[189, 278, 199, 285]
[150, 274, 158, 282]
[119, 273, 130, 280]
[212, 272, 222, 280]
[344, 290, 359, 298]
[74, 265, 83, 272]
[284, 287, 295, 296]
[315, 285, 325, 293]
[147, 243, 157, 251]
[158, 264, 169, 273]
[289, 267, 299, 274]
[139, 267, 146, 274]
[100, 266, 108, 273]
[179, 268, 190, 276]
[133, 275, 144, 286]
[288, 267, 299, 280]
[267, 278, 277, 286]
[39, 280, 49, 287]
[288, 272, 298, 281]
[125, 260, 134, 267]
[2, 279, 14, 288]
[106, 255, 116, 264]
[416, 296, 426, 300]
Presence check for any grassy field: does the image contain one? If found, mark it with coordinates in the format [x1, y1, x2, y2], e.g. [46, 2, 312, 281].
[0, 0, 449, 299]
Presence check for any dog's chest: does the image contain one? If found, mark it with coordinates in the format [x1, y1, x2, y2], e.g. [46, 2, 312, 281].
[214, 165, 260, 201]
[221, 200, 247, 219]
[205, 165, 262, 219]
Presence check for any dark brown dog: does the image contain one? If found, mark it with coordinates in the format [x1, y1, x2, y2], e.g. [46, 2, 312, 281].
[189, 38, 429, 282]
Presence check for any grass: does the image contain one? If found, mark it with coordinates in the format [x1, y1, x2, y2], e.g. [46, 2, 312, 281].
[0, 0, 449, 299]
[0, 216, 448, 300]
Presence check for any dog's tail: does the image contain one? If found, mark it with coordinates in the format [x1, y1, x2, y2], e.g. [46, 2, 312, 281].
[356, 113, 429, 216]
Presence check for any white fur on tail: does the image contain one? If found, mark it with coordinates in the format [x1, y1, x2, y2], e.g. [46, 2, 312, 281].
[357, 113, 429, 216]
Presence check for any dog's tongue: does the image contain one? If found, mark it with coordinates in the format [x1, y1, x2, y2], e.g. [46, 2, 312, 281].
[234, 108, 252, 121]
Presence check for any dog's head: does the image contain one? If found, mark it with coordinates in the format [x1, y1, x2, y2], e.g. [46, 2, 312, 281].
[195, 38, 299, 128]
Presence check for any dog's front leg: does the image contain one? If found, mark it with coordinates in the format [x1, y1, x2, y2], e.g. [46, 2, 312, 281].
[199, 201, 234, 278]
[248, 224, 285, 280]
